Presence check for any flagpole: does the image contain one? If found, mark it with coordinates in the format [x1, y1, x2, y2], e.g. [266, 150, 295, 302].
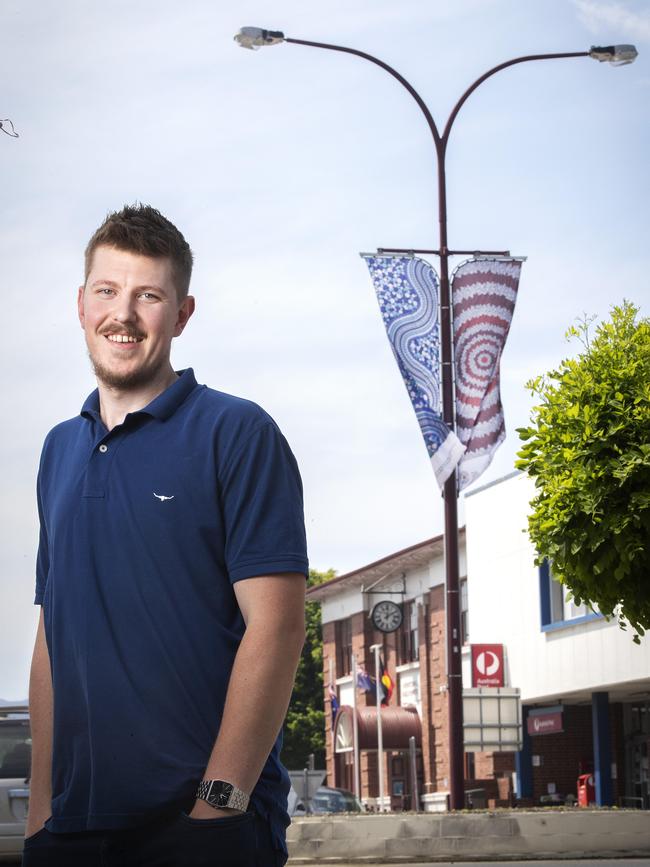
[329, 657, 336, 783]
[351, 653, 361, 798]
[370, 644, 385, 811]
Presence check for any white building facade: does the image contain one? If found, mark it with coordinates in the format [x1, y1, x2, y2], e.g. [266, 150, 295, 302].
[466, 471, 650, 807]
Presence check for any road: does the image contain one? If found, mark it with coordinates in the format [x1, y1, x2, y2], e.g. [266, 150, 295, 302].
[300, 862, 650, 867]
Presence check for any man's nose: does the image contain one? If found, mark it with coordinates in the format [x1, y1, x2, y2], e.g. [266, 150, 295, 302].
[112, 294, 137, 323]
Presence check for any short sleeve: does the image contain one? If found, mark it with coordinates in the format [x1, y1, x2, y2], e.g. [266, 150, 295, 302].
[34, 465, 49, 605]
[219, 420, 309, 583]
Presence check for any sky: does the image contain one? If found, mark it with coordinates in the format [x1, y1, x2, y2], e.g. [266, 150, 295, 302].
[1, 0, 648, 700]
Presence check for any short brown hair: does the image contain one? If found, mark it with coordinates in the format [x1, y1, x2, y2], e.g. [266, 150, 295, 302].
[84, 204, 193, 299]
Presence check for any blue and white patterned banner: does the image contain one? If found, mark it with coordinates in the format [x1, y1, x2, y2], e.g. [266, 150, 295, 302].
[363, 255, 464, 489]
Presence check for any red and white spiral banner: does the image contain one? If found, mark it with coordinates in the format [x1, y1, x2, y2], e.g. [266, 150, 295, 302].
[452, 257, 522, 491]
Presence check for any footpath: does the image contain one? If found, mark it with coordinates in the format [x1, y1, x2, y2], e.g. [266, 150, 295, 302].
[286, 809, 650, 863]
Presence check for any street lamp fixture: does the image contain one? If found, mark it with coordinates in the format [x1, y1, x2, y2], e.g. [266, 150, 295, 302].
[234, 27, 285, 50]
[235, 31, 639, 68]
[589, 44, 638, 65]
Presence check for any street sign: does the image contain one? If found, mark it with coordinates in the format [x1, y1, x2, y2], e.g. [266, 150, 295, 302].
[463, 687, 522, 752]
[471, 643, 505, 687]
[527, 705, 564, 735]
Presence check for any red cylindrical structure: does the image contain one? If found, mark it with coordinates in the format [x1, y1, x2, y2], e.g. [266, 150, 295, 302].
[334, 705, 422, 751]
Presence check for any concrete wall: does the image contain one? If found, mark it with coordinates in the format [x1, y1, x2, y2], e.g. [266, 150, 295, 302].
[287, 810, 650, 863]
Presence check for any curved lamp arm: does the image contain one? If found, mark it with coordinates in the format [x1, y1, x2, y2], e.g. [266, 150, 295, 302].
[283, 37, 442, 147]
[236, 30, 637, 161]
[441, 51, 589, 149]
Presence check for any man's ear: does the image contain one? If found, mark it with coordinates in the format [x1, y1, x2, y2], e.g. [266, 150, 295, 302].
[174, 295, 196, 337]
[77, 285, 86, 329]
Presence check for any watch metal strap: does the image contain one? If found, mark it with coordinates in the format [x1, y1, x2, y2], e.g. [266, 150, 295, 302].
[196, 779, 249, 812]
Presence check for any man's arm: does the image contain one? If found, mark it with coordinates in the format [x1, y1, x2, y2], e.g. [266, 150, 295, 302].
[189, 573, 305, 819]
[25, 608, 53, 836]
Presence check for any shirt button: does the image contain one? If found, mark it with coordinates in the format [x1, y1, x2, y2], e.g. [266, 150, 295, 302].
[99, 444, 108, 453]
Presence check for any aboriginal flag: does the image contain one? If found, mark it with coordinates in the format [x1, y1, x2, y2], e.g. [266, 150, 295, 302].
[379, 656, 394, 706]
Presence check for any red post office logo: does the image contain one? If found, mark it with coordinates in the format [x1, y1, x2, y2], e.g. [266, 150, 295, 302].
[471, 644, 504, 687]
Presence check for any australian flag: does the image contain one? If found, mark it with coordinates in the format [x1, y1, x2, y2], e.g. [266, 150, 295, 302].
[328, 684, 340, 727]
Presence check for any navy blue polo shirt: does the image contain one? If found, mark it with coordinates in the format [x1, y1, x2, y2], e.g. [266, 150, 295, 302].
[35, 368, 308, 853]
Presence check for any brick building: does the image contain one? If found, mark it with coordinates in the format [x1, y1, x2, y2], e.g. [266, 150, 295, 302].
[307, 472, 650, 811]
[309, 529, 512, 810]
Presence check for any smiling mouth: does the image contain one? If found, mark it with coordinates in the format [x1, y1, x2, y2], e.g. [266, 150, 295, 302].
[104, 334, 144, 344]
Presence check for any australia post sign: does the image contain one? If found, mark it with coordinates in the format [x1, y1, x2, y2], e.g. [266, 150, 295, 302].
[527, 706, 564, 735]
[471, 644, 504, 688]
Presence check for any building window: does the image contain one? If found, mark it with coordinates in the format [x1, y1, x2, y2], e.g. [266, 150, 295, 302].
[336, 618, 353, 677]
[540, 560, 563, 626]
[460, 579, 469, 644]
[397, 601, 419, 665]
[398, 668, 421, 715]
[563, 594, 589, 620]
[539, 560, 597, 628]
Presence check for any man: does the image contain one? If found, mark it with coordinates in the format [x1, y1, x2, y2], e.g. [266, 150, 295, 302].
[24, 205, 308, 866]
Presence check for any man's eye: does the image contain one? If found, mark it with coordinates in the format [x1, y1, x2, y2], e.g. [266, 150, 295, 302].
[140, 293, 159, 301]
[98, 288, 114, 295]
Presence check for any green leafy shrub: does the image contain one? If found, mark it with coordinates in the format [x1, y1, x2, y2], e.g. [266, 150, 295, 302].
[516, 302, 650, 641]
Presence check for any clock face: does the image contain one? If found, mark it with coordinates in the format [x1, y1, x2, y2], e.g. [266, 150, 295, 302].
[371, 600, 403, 633]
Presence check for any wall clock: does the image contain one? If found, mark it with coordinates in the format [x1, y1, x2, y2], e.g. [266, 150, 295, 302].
[371, 600, 403, 633]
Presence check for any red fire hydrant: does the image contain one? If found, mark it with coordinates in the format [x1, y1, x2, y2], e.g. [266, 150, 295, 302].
[577, 773, 595, 807]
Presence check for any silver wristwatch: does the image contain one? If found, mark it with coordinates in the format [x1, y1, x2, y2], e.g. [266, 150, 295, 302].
[196, 779, 249, 812]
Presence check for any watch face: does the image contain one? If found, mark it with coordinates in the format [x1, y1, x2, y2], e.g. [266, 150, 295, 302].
[209, 782, 233, 807]
[372, 600, 403, 633]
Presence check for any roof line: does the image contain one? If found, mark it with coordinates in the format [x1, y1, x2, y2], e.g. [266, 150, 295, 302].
[464, 469, 522, 498]
[306, 527, 465, 597]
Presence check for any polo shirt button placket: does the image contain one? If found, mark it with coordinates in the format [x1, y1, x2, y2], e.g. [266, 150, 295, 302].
[82, 438, 117, 498]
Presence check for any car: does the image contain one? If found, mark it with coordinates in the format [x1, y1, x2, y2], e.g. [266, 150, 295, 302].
[287, 786, 307, 817]
[0, 705, 30, 863]
[308, 786, 364, 814]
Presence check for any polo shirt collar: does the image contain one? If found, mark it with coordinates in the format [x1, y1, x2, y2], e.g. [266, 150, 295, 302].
[80, 368, 199, 423]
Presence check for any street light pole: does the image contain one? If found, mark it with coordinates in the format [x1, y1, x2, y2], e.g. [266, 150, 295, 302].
[235, 27, 637, 810]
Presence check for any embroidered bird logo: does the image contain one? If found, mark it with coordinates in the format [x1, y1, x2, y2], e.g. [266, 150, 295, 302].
[153, 492, 175, 502]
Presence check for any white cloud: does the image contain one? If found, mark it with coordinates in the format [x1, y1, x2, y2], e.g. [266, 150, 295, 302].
[573, 0, 650, 42]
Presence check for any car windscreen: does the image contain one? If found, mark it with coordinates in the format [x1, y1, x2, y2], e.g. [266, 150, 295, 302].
[0, 721, 31, 779]
[340, 793, 362, 811]
[312, 791, 360, 812]
[311, 794, 339, 811]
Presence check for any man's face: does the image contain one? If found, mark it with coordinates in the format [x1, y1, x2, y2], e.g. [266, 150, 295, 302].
[78, 245, 194, 391]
